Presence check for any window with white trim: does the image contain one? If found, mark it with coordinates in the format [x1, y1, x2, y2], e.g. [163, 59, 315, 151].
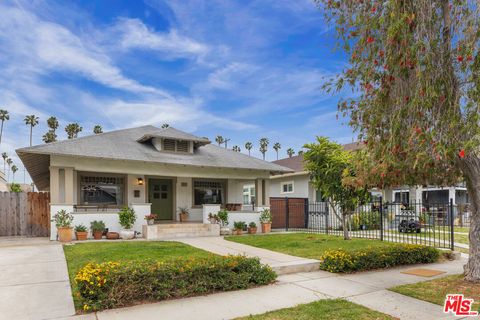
[242, 184, 256, 205]
[193, 180, 225, 206]
[79, 174, 125, 206]
[281, 181, 294, 194]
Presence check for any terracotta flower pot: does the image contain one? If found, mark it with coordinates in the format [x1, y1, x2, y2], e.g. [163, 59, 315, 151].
[180, 213, 188, 222]
[261, 223, 271, 233]
[75, 231, 88, 241]
[57, 227, 73, 242]
[248, 227, 257, 234]
[233, 229, 243, 235]
[92, 230, 103, 240]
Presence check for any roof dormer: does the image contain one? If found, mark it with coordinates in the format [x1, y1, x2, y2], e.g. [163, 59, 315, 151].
[137, 127, 210, 154]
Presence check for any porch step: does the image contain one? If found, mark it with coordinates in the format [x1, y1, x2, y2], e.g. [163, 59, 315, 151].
[270, 259, 320, 275]
[143, 223, 220, 240]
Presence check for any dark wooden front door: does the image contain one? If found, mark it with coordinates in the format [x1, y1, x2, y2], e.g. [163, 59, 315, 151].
[148, 179, 173, 220]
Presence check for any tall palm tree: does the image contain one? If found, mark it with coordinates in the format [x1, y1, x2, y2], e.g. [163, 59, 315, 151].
[232, 145, 241, 152]
[0, 109, 9, 145]
[24, 115, 39, 146]
[11, 165, 17, 182]
[2, 152, 7, 173]
[245, 142, 253, 156]
[93, 125, 103, 134]
[259, 138, 269, 160]
[65, 123, 82, 139]
[273, 142, 281, 160]
[161, 123, 170, 129]
[287, 148, 295, 158]
[42, 131, 57, 143]
[215, 135, 225, 146]
[46, 116, 59, 132]
[6, 158, 12, 182]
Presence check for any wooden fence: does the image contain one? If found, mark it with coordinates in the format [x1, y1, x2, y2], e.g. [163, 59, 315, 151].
[0, 192, 50, 237]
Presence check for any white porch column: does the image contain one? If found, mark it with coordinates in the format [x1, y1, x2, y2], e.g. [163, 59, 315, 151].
[49, 166, 60, 204]
[255, 179, 265, 206]
[448, 187, 456, 204]
[64, 167, 74, 204]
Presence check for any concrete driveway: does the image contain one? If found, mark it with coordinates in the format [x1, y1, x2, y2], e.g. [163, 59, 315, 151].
[0, 237, 75, 320]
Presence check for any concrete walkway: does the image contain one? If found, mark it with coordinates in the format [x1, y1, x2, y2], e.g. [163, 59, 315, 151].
[87, 258, 466, 320]
[177, 236, 320, 274]
[0, 237, 75, 320]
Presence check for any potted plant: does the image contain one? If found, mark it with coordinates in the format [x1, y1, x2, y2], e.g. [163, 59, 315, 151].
[74, 224, 88, 241]
[118, 206, 136, 239]
[233, 221, 246, 235]
[217, 209, 230, 235]
[90, 220, 105, 240]
[178, 207, 189, 222]
[248, 222, 257, 234]
[208, 213, 220, 224]
[145, 214, 157, 225]
[52, 210, 74, 242]
[259, 208, 272, 233]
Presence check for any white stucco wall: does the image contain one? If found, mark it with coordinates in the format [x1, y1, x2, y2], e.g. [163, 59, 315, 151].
[269, 174, 314, 200]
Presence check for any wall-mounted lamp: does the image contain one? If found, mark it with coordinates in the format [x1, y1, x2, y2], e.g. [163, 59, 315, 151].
[137, 178, 144, 186]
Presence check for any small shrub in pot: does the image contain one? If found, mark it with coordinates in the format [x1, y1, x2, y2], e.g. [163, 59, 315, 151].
[90, 220, 106, 240]
[248, 222, 257, 234]
[118, 206, 136, 239]
[52, 210, 74, 242]
[74, 224, 88, 241]
[178, 207, 189, 222]
[259, 209, 272, 233]
[233, 221, 246, 235]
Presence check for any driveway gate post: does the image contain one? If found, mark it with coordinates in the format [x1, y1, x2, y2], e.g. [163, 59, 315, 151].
[285, 197, 289, 231]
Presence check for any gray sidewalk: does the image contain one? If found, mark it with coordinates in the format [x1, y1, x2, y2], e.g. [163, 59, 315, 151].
[177, 236, 320, 274]
[82, 257, 466, 320]
[0, 237, 75, 320]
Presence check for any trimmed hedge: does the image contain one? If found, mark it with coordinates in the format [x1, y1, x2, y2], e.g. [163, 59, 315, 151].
[75, 255, 276, 311]
[319, 244, 441, 273]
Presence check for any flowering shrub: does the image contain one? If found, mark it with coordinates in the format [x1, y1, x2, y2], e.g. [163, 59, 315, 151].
[75, 255, 276, 311]
[319, 244, 440, 273]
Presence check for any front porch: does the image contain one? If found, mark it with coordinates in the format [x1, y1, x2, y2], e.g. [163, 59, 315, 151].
[48, 166, 271, 240]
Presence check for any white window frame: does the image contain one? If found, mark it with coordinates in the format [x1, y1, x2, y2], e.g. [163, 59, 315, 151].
[280, 181, 294, 194]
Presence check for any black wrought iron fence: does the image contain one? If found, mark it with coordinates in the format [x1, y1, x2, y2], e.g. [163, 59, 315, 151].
[270, 197, 456, 250]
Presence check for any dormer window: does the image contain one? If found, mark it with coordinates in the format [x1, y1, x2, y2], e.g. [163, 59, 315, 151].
[162, 139, 190, 153]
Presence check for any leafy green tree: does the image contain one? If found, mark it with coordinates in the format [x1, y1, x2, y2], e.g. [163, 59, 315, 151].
[24, 115, 39, 146]
[1, 152, 7, 174]
[93, 125, 103, 134]
[287, 148, 295, 158]
[232, 145, 241, 152]
[304, 137, 369, 240]
[0, 109, 9, 145]
[11, 165, 17, 182]
[245, 142, 253, 156]
[42, 131, 57, 143]
[47, 116, 59, 132]
[65, 123, 82, 139]
[259, 138, 269, 160]
[318, 0, 480, 281]
[215, 135, 225, 146]
[6, 158, 12, 182]
[273, 142, 281, 160]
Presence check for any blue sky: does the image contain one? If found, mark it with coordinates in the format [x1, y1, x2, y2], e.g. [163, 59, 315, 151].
[0, 0, 354, 183]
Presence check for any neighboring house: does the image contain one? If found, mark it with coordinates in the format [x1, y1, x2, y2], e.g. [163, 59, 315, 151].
[270, 142, 364, 202]
[271, 141, 469, 209]
[16, 126, 291, 240]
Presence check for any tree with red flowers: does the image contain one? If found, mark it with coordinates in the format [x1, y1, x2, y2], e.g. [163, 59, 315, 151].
[317, 0, 480, 282]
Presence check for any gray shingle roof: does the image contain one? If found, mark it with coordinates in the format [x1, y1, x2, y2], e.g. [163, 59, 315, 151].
[17, 126, 292, 190]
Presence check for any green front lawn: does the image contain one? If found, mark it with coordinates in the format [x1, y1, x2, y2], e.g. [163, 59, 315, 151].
[225, 233, 393, 260]
[63, 241, 214, 309]
[390, 274, 480, 312]
[237, 299, 394, 320]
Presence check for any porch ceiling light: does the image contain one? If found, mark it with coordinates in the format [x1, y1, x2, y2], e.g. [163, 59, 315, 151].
[137, 178, 144, 186]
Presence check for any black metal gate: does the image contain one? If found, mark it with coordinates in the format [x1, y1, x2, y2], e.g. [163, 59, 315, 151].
[270, 197, 456, 250]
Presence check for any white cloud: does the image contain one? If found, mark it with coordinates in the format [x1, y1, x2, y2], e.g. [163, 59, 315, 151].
[0, 4, 168, 96]
[112, 18, 209, 60]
